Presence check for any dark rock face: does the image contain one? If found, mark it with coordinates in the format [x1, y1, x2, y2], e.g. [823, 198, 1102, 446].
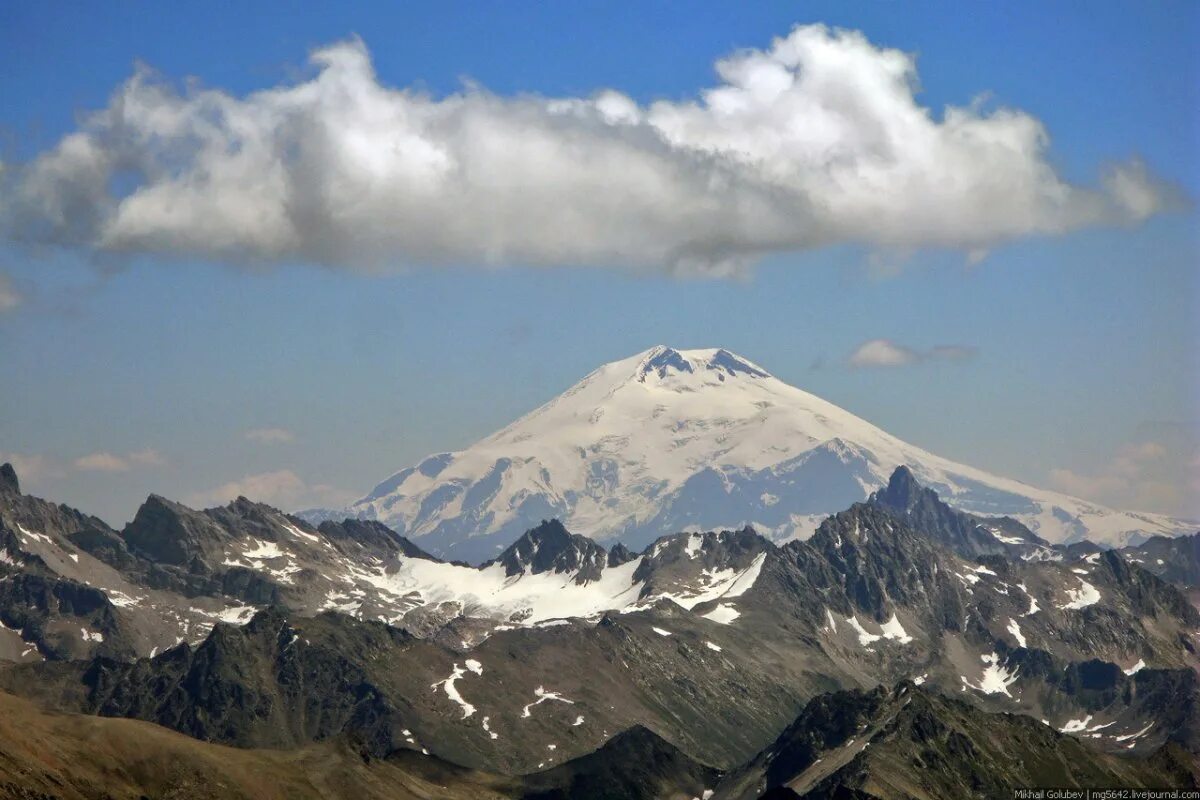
[521, 725, 721, 800]
[490, 520, 607, 582]
[782, 504, 968, 628]
[869, 465, 1047, 560]
[606, 542, 635, 567]
[318, 518, 440, 561]
[634, 526, 768, 587]
[1121, 532, 1200, 589]
[0, 572, 135, 660]
[713, 683, 1198, 800]
[121, 494, 232, 567]
[82, 608, 404, 754]
[0, 463, 18, 495]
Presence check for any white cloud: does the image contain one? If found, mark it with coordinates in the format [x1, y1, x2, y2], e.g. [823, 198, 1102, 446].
[185, 469, 355, 511]
[0, 274, 20, 312]
[0, 26, 1174, 276]
[244, 427, 296, 444]
[848, 339, 976, 368]
[849, 339, 920, 367]
[73, 448, 165, 472]
[1050, 439, 1197, 516]
[0, 452, 56, 482]
[73, 452, 131, 472]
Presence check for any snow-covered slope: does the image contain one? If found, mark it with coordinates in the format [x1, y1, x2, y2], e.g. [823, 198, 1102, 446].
[324, 346, 1193, 561]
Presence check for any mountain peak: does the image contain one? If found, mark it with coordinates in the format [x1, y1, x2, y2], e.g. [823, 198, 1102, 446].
[331, 347, 1193, 562]
[492, 519, 608, 581]
[633, 345, 771, 384]
[0, 463, 19, 495]
[868, 465, 1048, 559]
[872, 465, 926, 511]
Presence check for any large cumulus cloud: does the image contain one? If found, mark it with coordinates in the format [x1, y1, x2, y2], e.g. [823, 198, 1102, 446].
[0, 25, 1175, 276]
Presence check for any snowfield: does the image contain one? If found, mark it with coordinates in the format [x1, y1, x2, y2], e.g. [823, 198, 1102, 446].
[339, 542, 766, 627]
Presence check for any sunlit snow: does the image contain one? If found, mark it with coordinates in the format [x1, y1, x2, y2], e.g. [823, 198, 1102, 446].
[961, 653, 1019, 697]
[1058, 577, 1101, 610]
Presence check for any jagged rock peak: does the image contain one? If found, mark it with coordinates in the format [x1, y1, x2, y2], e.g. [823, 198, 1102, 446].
[121, 493, 228, 566]
[492, 519, 608, 580]
[607, 541, 636, 567]
[870, 464, 927, 511]
[318, 518, 439, 561]
[0, 463, 18, 495]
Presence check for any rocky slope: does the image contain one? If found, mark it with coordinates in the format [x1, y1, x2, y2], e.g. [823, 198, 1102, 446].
[711, 682, 1197, 799]
[0, 681, 1190, 800]
[1121, 533, 1200, 591]
[0, 687, 719, 800]
[1, 461, 1197, 792]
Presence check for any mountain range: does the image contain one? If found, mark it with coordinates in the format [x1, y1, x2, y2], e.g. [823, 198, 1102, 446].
[302, 346, 1194, 562]
[0, 455, 1197, 796]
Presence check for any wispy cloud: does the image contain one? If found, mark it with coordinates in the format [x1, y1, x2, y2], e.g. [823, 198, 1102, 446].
[0, 26, 1176, 277]
[1050, 437, 1198, 516]
[73, 448, 165, 472]
[244, 427, 296, 444]
[185, 469, 354, 511]
[847, 339, 977, 368]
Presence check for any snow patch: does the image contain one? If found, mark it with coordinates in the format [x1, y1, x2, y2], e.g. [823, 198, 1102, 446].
[431, 664, 477, 719]
[846, 616, 880, 646]
[1059, 577, 1101, 610]
[961, 653, 1019, 697]
[1114, 722, 1154, 744]
[521, 686, 575, 718]
[879, 613, 913, 644]
[1059, 715, 1093, 734]
[701, 604, 741, 625]
[1006, 618, 1027, 648]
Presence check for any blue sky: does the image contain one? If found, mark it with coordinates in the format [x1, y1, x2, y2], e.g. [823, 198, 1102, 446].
[0, 1, 1196, 524]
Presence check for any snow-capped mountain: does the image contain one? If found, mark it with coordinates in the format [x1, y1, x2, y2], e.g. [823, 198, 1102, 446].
[318, 346, 1193, 562]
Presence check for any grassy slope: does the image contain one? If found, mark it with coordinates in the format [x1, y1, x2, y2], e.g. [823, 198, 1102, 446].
[0, 691, 515, 800]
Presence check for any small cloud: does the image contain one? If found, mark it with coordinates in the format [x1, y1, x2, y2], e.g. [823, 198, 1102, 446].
[0, 274, 20, 312]
[73, 452, 129, 472]
[1050, 437, 1196, 516]
[185, 469, 355, 512]
[0, 451, 57, 481]
[848, 339, 920, 368]
[73, 448, 166, 472]
[244, 427, 296, 444]
[847, 339, 978, 369]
